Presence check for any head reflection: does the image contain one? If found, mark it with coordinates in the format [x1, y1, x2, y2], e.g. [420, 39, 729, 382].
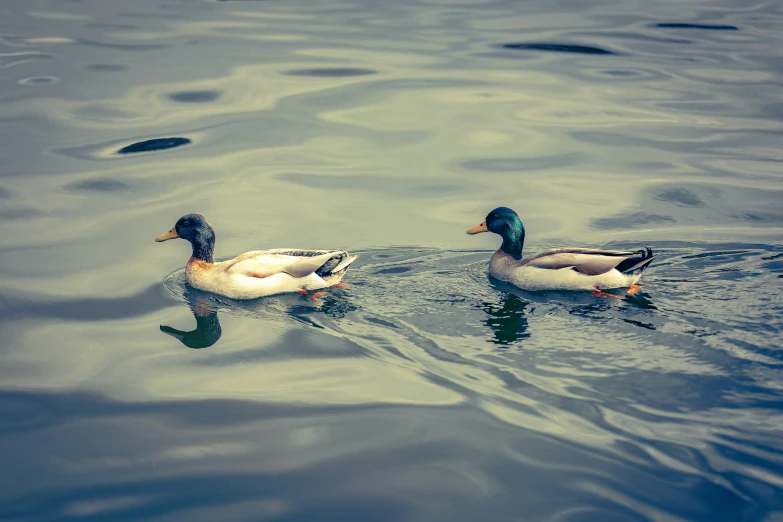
[160, 289, 222, 349]
[479, 292, 530, 345]
[159, 285, 357, 349]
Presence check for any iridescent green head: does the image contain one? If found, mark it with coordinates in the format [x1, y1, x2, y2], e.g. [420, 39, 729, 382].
[467, 206, 525, 260]
[155, 213, 216, 262]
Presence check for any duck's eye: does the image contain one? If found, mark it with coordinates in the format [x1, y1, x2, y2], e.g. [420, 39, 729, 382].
[182, 220, 190, 227]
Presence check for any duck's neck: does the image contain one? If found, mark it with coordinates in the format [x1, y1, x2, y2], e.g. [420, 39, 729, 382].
[190, 313, 222, 349]
[189, 235, 214, 263]
[500, 223, 525, 260]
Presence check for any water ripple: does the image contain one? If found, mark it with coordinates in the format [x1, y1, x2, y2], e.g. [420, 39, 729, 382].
[654, 23, 740, 31]
[1, 0, 783, 518]
[500, 42, 618, 55]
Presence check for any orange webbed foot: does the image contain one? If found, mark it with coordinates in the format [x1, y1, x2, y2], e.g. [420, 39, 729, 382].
[299, 289, 326, 302]
[333, 282, 349, 288]
[592, 286, 621, 299]
[627, 284, 642, 296]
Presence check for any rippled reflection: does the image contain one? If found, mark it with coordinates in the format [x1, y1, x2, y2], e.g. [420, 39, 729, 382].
[500, 42, 617, 55]
[477, 293, 530, 345]
[158, 268, 360, 349]
[160, 290, 223, 349]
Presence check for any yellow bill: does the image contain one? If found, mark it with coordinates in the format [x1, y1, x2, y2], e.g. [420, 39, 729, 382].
[155, 228, 179, 242]
[466, 221, 488, 235]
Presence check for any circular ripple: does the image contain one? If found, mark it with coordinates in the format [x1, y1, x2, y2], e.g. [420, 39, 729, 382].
[18, 76, 60, 85]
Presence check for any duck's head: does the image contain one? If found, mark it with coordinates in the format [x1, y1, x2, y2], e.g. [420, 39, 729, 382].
[467, 206, 525, 260]
[155, 213, 215, 262]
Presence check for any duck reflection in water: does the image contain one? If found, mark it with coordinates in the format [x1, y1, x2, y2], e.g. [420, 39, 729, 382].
[479, 292, 531, 345]
[479, 277, 658, 345]
[160, 289, 222, 349]
[160, 284, 357, 349]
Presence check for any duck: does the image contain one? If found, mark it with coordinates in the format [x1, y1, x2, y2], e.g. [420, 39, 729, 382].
[155, 213, 357, 300]
[467, 207, 654, 296]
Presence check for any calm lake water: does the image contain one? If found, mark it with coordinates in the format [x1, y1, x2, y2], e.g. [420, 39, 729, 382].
[2, 0, 783, 520]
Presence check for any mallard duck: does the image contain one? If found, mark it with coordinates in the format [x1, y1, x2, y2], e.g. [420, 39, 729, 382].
[467, 207, 654, 296]
[155, 214, 357, 300]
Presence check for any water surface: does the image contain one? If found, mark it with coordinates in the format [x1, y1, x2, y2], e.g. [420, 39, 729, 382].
[1, 0, 782, 520]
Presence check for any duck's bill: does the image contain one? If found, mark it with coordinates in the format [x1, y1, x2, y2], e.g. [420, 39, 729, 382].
[155, 228, 179, 242]
[160, 325, 186, 341]
[466, 221, 488, 235]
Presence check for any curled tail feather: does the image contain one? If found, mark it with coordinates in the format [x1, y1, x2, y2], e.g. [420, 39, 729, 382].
[615, 247, 655, 275]
[316, 253, 358, 278]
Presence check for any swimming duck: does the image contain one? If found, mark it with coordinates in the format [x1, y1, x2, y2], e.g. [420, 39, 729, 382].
[467, 207, 654, 296]
[155, 214, 357, 300]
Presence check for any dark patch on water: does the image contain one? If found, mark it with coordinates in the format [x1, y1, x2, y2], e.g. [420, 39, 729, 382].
[500, 43, 617, 55]
[168, 90, 221, 103]
[591, 212, 675, 230]
[365, 317, 398, 329]
[734, 213, 765, 223]
[87, 64, 127, 72]
[116, 137, 191, 155]
[654, 188, 706, 207]
[0, 284, 174, 326]
[65, 179, 131, 193]
[0, 187, 10, 199]
[317, 295, 358, 319]
[375, 267, 412, 275]
[622, 318, 656, 330]
[0, 207, 41, 220]
[0, 389, 349, 436]
[461, 152, 585, 172]
[600, 70, 637, 76]
[284, 68, 377, 77]
[655, 23, 739, 30]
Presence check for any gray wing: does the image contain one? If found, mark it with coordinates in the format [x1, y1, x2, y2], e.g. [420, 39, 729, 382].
[524, 248, 636, 276]
[224, 250, 347, 279]
[279, 251, 346, 278]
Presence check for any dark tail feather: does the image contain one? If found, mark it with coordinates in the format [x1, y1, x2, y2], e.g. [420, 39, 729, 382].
[615, 247, 655, 275]
[315, 252, 347, 277]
